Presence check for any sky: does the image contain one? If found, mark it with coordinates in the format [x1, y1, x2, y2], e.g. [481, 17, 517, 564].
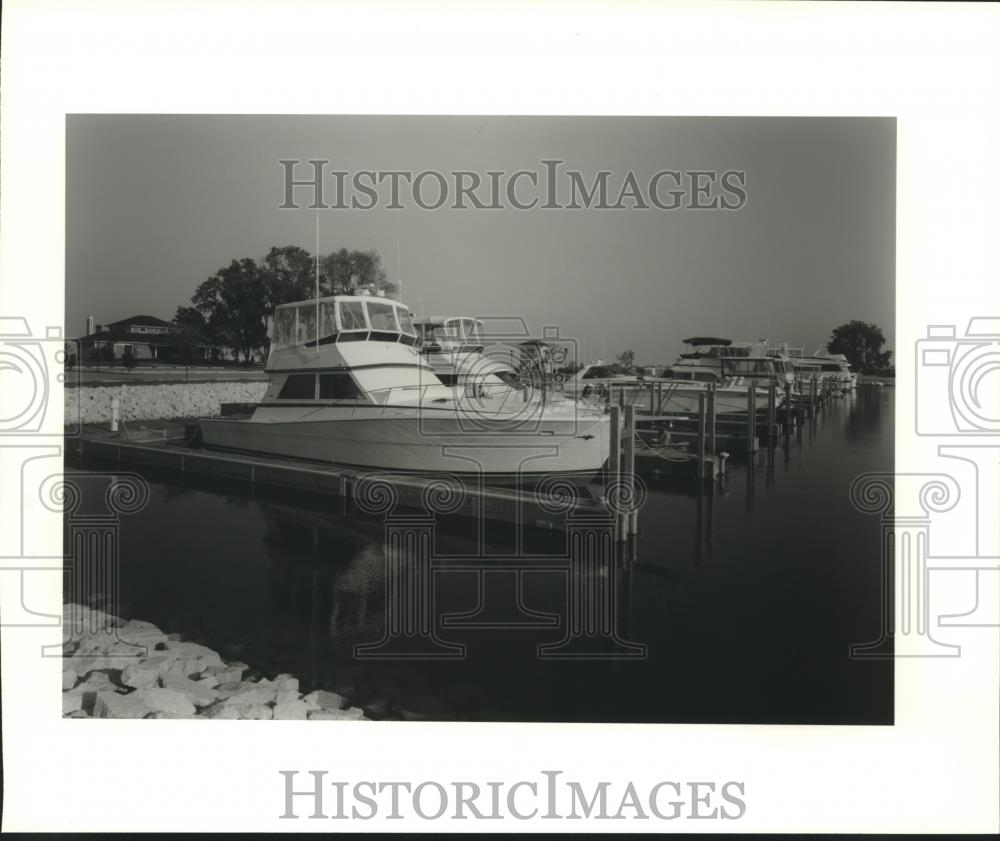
[66, 115, 895, 364]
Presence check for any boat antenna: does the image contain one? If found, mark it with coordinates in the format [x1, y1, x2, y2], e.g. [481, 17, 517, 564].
[395, 212, 402, 303]
[315, 214, 320, 357]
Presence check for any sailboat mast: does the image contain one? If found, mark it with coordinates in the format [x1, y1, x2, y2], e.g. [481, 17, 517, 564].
[315, 214, 320, 357]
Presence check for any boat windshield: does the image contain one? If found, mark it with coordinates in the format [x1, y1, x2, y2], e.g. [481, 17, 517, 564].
[722, 358, 774, 377]
[367, 301, 399, 332]
[420, 323, 459, 344]
[445, 317, 483, 342]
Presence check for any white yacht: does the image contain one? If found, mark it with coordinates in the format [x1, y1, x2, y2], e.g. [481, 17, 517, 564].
[766, 345, 856, 390]
[668, 337, 794, 388]
[199, 295, 610, 484]
[564, 359, 773, 415]
[412, 315, 520, 397]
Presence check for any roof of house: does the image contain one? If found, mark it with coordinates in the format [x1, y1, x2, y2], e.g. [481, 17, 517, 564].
[105, 314, 171, 328]
[78, 329, 181, 344]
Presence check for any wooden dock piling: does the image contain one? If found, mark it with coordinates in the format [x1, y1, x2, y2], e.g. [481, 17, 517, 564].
[708, 384, 717, 456]
[696, 393, 707, 480]
[622, 404, 636, 540]
[767, 383, 777, 436]
[609, 403, 623, 541]
[746, 383, 757, 453]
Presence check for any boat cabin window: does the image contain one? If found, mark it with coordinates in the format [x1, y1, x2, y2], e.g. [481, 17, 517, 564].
[397, 309, 417, 338]
[418, 323, 449, 345]
[319, 373, 363, 400]
[295, 308, 317, 345]
[278, 374, 317, 400]
[273, 309, 297, 350]
[444, 317, 482, 342]
[338, 301, 367, 331]
[366, 301, 399, 332]
[722, 359, 772, 377]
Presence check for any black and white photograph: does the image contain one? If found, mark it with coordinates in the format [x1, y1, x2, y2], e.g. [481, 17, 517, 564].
[1, 0, 997, 835]
[60, 114, 896, 727]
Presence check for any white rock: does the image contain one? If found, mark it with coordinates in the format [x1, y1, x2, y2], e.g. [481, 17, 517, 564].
[121, 657, 171, 689]
[63, 668, 78, 690]
[302, 690, 346, 710]
[63, 690, 84, 714]
[274, 689, 300, 706]
[273, 701, 309, 720]
[140, 688, 196, 717]
[204, 702, 272, 720]
[159, 674, 219, 707]
[274, 675, 299, 694]
[216, 681, 276, 706]
[94, 691, 153, 719]
[308, 707, 365, 721]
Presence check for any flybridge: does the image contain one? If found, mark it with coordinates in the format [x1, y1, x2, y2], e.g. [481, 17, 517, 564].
[270, 295, 418, 351]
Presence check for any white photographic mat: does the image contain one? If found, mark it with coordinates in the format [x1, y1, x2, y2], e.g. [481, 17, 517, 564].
[1, 0, 998, 833]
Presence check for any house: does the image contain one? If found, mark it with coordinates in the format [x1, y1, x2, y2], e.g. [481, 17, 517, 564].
[76, 315, 237, 363]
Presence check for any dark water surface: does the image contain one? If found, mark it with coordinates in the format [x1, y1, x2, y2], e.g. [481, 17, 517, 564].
[68, 388, 894, 724]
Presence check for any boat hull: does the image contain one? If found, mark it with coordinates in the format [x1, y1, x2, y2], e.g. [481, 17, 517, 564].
[661, 386, 772, 415]
[199, 409, 609, 484]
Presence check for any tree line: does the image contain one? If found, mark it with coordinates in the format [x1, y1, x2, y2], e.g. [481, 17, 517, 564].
[826, 321, 893, 374]
[172, 245, 395, 363]
[609, 321, 892, 375]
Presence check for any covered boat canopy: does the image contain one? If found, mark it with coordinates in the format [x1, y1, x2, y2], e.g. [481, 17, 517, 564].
[270, 294, 417, 352]
[683, 337, 733, 346]
[413, 316, 485, 351]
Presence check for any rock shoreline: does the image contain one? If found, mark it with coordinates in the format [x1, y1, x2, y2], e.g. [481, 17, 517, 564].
[66, 381, 268, 425]
[62, 604, 369, 721]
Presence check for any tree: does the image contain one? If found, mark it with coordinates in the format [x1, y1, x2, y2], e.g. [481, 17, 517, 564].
[191, 258, 269, 363]
[617, 349, 636, 369]
[172, 306, 210, 380]
[122, 347, 137, 370]
[184, 246, 394, 362]
[827, 321, 892, 373]
[321, 248, 395, 297]
[260, 245, 317, 315]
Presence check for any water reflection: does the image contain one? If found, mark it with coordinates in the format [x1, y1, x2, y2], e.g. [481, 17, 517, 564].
[68, 388, 895, 723]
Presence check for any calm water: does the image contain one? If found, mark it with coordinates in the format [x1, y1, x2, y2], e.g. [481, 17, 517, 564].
[67, 387, 894, 724]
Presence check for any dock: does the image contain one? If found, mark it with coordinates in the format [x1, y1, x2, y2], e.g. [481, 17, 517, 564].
[64, 373, 856, 549]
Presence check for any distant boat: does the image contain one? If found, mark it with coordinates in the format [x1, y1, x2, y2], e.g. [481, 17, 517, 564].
[564, 359, 773, 415]
[670, 337, 796, 389]
[412, 315, 520, 397]
[766, 344, 856, 390]
[199, 295, 609, 484]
